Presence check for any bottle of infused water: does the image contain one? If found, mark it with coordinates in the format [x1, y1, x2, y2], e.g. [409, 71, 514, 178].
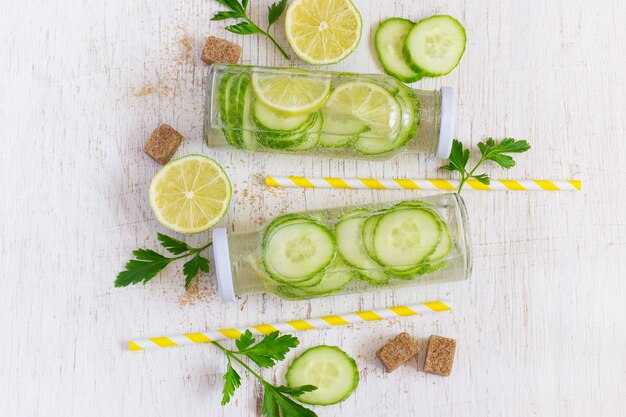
[211, 193, 471, 301]
[204, 64, 455, 160]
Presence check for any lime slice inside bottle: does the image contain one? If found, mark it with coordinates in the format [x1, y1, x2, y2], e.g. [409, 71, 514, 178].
[149, 155, 232, 234]
[322, 81, 401, 138]
[285, 0, 362, 65]
[251, 73, 331, 115]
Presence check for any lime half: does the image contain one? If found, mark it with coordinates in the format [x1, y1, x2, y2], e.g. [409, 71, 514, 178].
[285, 0, 362, 65]
[323, 81, 401, 138]
[149, 155, 232, 234]
[252, 73, 331, 115]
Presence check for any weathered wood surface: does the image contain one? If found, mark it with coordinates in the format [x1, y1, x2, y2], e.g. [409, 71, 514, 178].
[1, 0, 625, 416]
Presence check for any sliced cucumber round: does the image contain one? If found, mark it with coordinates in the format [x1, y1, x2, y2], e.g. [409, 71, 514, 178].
[254, 100, 312, 132]
[225, 73, 251, 149]
[352, 86, 418, 155]
[256, 113, 318, 149]
[375, 18, 424, 83]
[403, 14, 466, 77]
[336, 216, 389, 285]
[262, 218, 336, 283]
[361, 214, 383, 264]
[318, 106, 368, 148]
[274, 259, 355, 299]
[286, 345, 359, 405]
[286, 112, 323, 151]
[373, 208, 441, 273]
[240, 84, 258, 150]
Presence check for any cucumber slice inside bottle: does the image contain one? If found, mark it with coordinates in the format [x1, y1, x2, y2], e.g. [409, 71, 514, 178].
[256, 113, 319, 149]
[240, 84, 257, 150]
[372, 208, 441, 273]
[274, 259, 355, 299]
[254, 99, 312, 131]
[336, 215, 389, 285]
[318, 106, 369, 148]
[375, 18, 424, 83]
[362, 214, 383, 264]
[226, 73, 251, 149]
[286, 113, 323, 151]
[352, 86, 418, 155]
[403, 14, 467, 77]
[262, 218, 336, 283]
[286, 345, 359, 405]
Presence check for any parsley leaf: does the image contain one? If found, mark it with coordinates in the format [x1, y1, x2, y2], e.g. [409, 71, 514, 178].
[267, 0, 288, 27]
[235, 330, 256, 351]
[226, 21, 261, 35]
[238, 331, 299, 368]
[157, 232, 190, 255]
[114, 249, 171, 287]
[221, 360, 241, 405]
[262, 384, 317, 417]
[212, 332, 317, 417]
[441, 137, 531, 193]
[211, 0, 290, 59]
[182, 254, 210, 289]
[115, 234, 212, 289]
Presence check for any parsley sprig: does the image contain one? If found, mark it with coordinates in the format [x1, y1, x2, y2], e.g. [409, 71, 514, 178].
[213, 330, 317, 417]
[115, 233, 212, 289]
[212, 0, 290, 60]
[441, 137, 531, 193]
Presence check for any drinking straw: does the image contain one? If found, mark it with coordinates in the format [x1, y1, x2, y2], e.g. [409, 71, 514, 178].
[265, 176, 581, 191]
[128, 300, 452, 351]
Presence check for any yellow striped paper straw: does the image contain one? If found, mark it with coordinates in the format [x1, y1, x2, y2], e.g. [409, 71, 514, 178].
[266, 176, 581, 191]
[128, 301, 452, 351]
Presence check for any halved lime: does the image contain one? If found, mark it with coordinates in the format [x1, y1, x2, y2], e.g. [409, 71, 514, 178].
[251, 73, 331, 115]
[323, 81, 401, 138]
[285, 0, 362, 65]
[149, 155, 232, 234]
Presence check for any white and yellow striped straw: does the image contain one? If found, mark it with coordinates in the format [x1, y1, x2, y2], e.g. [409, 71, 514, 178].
[128, 301, 452, 351]
[266, 176, 581, 191]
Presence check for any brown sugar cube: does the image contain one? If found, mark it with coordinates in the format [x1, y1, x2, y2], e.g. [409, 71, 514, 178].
[144, 124, 183, 164]
[376, 332, 419, 372]
[423, 335, 456, 376]
[201, 36, 241, 65]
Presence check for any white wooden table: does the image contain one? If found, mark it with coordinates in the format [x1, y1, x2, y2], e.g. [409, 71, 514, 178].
[1, 0, 625, 416]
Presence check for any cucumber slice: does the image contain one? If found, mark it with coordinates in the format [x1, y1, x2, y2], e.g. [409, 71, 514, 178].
[240, 84, 257, 150]
[318, 106, 368, 148]
[275, 259, 355, 299]
[403, 15, 467, 77]
[219, 73, 240, 146]
[375, 18, 424, 83]
[352, 86, 418, 155]
[262, 218, 336, 283]
[373, 208, 441, 273]
[286, 346, 359, 405]
[225, 73, 251, 149]
[336, 216, 389, 285]
[254, 100, 312, 132]
[286, 112, 323, 151]
[362, 214, 383, 264]
[256, 113, 318, 149]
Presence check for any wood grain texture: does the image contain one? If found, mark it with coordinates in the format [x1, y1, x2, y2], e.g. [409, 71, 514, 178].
[1, 0, 625, 416]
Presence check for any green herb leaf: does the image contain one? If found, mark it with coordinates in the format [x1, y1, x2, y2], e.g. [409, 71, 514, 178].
[472, 173, 491, 185]
[226, 21, 262, 35]
[157, 233, 190, 255]
[477, 137, 531, 169]
[242, 0, 249, 10]
[275, 385, 317, 397]
[442, 139, 470, 174]
[212, 10, 244, 20]
[238, 332, 299, 368]
[183, 254, 210, 289]
[262, 385, 318, 417]
[235, 330, 256, 351]
[114, 249, 172, 287]
[215, 0, 245, 15]
[267, 0, 287, 27]
[221, 361, 242, 405]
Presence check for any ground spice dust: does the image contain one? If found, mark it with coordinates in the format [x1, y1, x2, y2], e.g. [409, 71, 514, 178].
[177, 274, 216, 307]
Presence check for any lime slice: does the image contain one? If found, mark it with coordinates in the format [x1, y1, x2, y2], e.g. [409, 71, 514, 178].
[323, 81, 401, 138]
[149, 155, 232, 234]
[251, 73, 331, 115]
[285, 0, 362, 65]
